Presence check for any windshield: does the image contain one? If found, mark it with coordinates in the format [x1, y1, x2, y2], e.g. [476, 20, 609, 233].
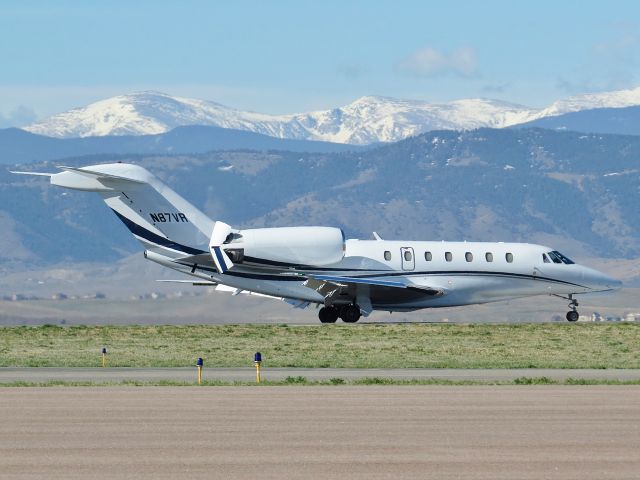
[548, 251, 575, 265]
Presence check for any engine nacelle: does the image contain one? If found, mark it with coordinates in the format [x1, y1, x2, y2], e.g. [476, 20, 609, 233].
[225, 226, 345, 266]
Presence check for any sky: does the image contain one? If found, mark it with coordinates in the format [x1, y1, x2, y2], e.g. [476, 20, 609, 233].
[1, 0, 640, 126]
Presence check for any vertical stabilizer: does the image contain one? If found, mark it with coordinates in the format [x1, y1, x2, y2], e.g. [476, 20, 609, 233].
[48, 164, 214, 256]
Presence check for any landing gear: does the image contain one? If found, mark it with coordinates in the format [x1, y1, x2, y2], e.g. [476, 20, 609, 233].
[339, 304, 361, 323]
[318, 304, 362, 323]
[318, 306, 339, 323]
[566, 294, 579, 322]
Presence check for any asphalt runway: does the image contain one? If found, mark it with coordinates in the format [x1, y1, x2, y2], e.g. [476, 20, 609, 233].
[2, 367, 640, 383]
[1, 386, 639, 479]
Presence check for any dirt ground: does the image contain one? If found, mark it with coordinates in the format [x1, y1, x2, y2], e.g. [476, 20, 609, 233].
[1, 386, 639, 479]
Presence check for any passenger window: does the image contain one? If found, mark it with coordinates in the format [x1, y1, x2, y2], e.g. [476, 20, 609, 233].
[425, 251, 432, 261]
[465, 252, 473, 262]
[506, 252, 514, 263]
[384, 251, 391, 261]
[445, 252, 452, 262]
[543, 253, 550, 263]
[404, 250, 412, 261]
[485, 252, 493, 262]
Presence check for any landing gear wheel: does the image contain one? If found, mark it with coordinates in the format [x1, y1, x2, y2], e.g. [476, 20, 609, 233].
[566, 310, 579, 322]
[340, 305, 361, 323]
[318, 306, 339, 323]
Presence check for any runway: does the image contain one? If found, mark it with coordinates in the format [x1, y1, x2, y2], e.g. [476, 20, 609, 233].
[2, 367, 640, 383]
[1, 386, 639, 479]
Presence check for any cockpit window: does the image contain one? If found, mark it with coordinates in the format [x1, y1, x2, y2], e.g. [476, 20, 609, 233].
[555, 251, 574, 264]
[542, 253, 550, 263]
[548, 251, 575, 265]
[548, 251, 562, 263]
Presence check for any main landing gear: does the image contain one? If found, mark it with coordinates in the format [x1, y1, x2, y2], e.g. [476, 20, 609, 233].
[566, 294, 579, 322]
[318, 304, 362, 323]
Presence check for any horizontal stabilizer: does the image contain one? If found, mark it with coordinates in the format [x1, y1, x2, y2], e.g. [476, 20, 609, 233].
[10, 171, 53, 177]
[57, 166, 146, 183]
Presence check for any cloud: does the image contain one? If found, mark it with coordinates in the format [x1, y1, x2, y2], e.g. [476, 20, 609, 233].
[0, 105, 38, 128]
[558, 25, 640, 95]
[482, 83, 510, 94]
[396, 46, 478, 78]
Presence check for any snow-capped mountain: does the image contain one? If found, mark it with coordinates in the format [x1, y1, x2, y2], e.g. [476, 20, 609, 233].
[535, 87, 640, 117]
[23, 92, 298, 140]
[289, 96, 538, 144]
[23, 87, 640, 144]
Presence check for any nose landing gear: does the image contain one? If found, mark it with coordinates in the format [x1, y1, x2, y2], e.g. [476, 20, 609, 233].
[566, 295, 579, 322]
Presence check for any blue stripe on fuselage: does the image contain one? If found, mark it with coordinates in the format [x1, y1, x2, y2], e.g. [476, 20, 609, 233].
[110, 209, 205, 256]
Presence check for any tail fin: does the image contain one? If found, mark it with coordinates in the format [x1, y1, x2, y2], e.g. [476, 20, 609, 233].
[32, 163, 214, 256]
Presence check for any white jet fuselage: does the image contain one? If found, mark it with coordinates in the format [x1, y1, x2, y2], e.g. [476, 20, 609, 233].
[150, 238, 620, 312]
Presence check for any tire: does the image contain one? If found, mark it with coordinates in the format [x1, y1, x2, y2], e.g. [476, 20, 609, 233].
[566, 310, 579, 322]
[319, 306, 338, 323]
[340, 305, 361, 323]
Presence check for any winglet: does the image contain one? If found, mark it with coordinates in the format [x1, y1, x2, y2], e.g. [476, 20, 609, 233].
[372, 232, 383, 241]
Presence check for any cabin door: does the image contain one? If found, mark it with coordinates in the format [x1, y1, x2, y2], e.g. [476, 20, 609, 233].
[400, 247, 415, 271]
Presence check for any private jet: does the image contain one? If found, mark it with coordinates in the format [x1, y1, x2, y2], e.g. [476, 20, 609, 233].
[14, 163, 622, 323]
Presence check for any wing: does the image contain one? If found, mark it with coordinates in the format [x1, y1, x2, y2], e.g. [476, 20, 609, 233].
[157, 279, 310, 309]
[303, 274, 444, 315]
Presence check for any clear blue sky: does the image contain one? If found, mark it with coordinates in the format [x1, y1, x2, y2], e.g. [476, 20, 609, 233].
[1, 0, 639, 125]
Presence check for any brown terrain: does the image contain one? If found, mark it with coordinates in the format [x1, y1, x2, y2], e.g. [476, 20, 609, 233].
[1, 386, 639, 479]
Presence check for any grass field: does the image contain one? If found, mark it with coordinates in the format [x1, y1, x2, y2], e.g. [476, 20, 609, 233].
[1, 323, 639, 368]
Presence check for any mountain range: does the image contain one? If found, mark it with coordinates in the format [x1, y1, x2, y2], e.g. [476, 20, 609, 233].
[22, 87, 640, 144]
[0, 125, 360, 165]
[3, 128, 639, 270]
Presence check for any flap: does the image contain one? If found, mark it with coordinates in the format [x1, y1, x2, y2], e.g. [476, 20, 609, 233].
[303, 274, 445, 302]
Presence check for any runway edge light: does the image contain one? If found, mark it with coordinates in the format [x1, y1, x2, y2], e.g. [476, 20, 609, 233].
[254, 352, 262, 384]
[101, 347, 108, 368]
[196, 357, 203, 385]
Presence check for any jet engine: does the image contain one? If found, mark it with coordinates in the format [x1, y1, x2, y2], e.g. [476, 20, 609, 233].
[224, 226, 345, 266]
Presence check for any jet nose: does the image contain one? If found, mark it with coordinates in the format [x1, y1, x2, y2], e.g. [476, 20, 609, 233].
[606, 276, 623, 291]
[587, 269, 623, 292]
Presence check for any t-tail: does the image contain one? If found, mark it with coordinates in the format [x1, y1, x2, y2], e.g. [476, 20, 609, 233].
[13, 163, 233, 271]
